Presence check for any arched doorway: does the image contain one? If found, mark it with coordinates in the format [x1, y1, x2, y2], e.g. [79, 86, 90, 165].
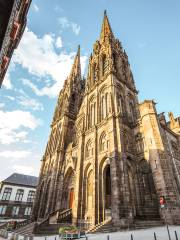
[103, 164, 111, 220]
[61, 168, 75, 210]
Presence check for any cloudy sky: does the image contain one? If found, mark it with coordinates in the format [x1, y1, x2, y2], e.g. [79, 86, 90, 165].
[0, 0, 180, 180]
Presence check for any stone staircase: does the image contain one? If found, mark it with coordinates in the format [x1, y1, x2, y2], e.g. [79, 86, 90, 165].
[87, 219, 115, 233]
[134, 219, 164, 229]
[13, 222, 35, 237]
[34, 208, 72, 235]
[11, 209, 73, 237]
[87, 218, 164, 234]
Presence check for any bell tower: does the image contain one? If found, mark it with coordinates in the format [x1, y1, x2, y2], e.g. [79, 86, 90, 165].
[32, 46, 84, 221]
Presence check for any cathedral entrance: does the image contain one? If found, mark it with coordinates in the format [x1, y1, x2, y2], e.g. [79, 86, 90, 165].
[103, 164, 111, 220]
[69, 188, 74, 209]
[61, 168, 75, 210]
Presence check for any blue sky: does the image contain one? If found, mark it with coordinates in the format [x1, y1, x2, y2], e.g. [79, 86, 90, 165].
[0, 0, 180, 180]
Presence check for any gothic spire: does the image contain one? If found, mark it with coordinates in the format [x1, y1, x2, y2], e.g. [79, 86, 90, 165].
[69, 45, 81, 80]
[100, 10, 115, 42]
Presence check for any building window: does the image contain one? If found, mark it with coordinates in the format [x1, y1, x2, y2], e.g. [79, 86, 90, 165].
[86, 140, 93, 158]
[102, 55, 108, 76]
[15, 189, 24, 202]
[100, 132, 108, 152]
[2, 188, 12, 201]
[24, 207, 31, 216]
[0, 205, 7, 215]
[135, 133, 144, 153]
[27, 191, 35, 203]
[12, 206, 20, 216]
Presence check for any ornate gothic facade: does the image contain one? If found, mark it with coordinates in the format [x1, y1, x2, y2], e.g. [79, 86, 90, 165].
[32, 12, 180, 228]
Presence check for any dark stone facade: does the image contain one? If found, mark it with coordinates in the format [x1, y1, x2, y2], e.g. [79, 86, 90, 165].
[32, 12, 180, 228]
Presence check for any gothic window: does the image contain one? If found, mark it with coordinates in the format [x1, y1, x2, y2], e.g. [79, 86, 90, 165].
[102, 55, 108, 76]
[92, 64, 97, 83]
[15, 189, 24, 202]
[135, 133, 144, 153]
[101, 94, 108, 120]
[90, 104, 94, 127]
[100, 132, 108, 152]
[89, 100, 96, 127]
[118, 95, 125, 115]
[129, 99, 136, 123]
[2, 188, 12, 201]
[86, 140, 93, 158]
[105, 93, 109, 116]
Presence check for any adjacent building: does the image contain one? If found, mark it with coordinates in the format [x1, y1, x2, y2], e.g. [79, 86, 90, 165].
[0, 0, 32, 87]
[32, 11, 180, 229]
[0, 173, 38, 221]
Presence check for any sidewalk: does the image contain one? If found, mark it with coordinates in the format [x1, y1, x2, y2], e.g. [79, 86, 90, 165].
[1, 225, 180, 240]
[33, 225, 180, 240]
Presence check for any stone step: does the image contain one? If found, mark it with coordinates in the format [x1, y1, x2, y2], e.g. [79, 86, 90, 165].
[134, 220, 164, 229]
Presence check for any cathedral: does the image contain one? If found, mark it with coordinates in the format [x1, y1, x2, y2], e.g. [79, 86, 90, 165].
[32, 11, 180, 229]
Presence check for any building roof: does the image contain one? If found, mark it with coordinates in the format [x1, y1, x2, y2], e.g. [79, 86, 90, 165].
[3, 173, 38, 187]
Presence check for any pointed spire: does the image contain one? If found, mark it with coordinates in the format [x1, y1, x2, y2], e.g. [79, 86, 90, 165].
[100, 10, 114, 42]
[69, 45, 81, 79]
[169, 112, 175, 124]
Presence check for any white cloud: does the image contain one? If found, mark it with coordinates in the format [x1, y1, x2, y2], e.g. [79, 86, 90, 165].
[2, 71, 13, 90]
[13, 28, 87, 98]
[0, 103, 5, 109]
[55, 36, 63, 48]
[0, 110, 40, 144]
[33, 3, 39, 12]
[19, 97, 44, 111]
[58, 17, 81, 35]
[0, 150, 31, 159]
[58, 17, 70, 28]
[72, 23, 80, 35]
[6, 96, 15, 101]
[17, 92, 44, 111]
[12, 165, 35, 175]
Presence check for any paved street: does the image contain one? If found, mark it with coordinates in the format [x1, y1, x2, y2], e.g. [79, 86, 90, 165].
[32, 226, 180, 240]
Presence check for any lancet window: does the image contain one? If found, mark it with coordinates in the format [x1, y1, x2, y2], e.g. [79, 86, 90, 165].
[99, 132, 109, 152]
[86, 140, 93, 158]
[102, 54, 108, 76]
[135, 133, 144, 153]
[100, 91, 109, 121]
[129, 99, 136, 123]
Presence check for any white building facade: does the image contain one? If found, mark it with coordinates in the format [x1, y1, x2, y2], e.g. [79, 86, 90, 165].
[0, 173, 38, 221]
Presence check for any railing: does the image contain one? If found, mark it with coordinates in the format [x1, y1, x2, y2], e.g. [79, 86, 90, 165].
[33, 208, 72, 234]
[57, 209, 72, 222]
[15, 219, 30, 230]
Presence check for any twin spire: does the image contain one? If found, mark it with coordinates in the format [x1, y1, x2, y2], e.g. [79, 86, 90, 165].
[100, 10, 114, 42]
[69, 44, 81, 80]
[68, 11, 114, 79]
